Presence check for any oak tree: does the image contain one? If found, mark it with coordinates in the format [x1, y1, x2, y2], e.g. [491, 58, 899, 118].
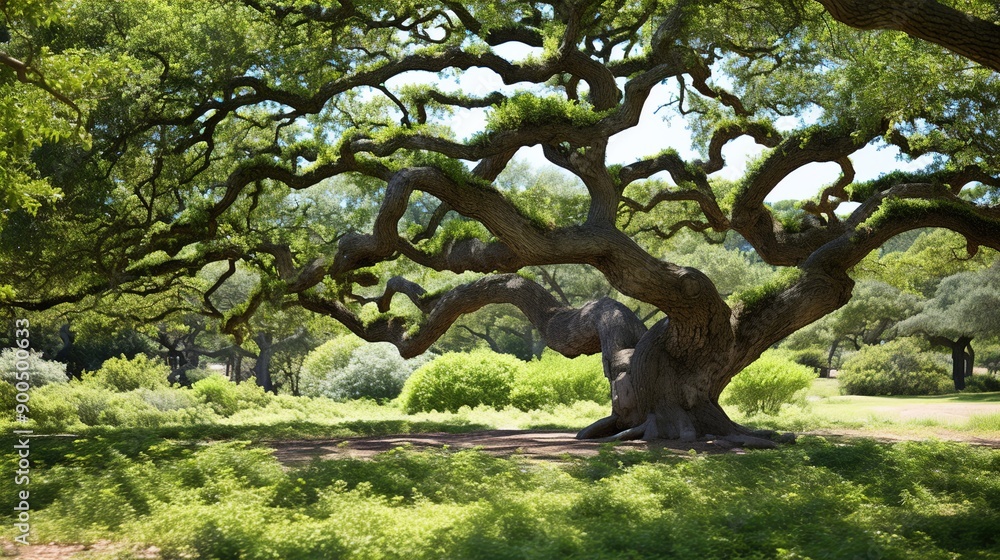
[3, 0, 1000, 441]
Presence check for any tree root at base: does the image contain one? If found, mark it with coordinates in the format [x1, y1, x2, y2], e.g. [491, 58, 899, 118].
[577, 414, 796, 448]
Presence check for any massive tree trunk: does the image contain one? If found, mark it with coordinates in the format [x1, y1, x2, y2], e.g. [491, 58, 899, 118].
[578, 319, 742, 441]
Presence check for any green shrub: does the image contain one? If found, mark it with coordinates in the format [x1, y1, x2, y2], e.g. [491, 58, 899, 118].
[964, 374, 1000, 393]
[300, 335, 365, 396]
[511, 351, 609, 410]
[85, 354, 170, 392]
[137, 386, 200, 411]
[0, 381, 16, 422]
[99, 392, 167, 427]
[183, 367, 219, 383]
[0, 349, 66, 423]
[398, 349, 526, 413]
[0, 348, 68, 387]
[791, 348, 827, 370]
[838, 338, 952, 396]
[29, 383, 91, 431]
[721, 351, 814, 415]
[308, 341, 427, 402]
[192, 374, 271, 416]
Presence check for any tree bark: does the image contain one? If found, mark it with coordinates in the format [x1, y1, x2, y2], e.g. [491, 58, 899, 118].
[927, 335, 974, 390]
[814, 0, 1000, 72]
[577, 318, 744, 442]
[253, 332, 275, 393]
[950, 337, 972, 391]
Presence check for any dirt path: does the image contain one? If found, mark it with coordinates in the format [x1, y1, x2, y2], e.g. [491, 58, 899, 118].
[267, 426, 1000, 465]
[867, 402, 1000, 421]
[267, 429, 735, 464]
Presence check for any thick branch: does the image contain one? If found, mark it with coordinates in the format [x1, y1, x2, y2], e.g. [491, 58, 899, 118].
[300, 274, 648, 381]
[814, 0, 1000, 72]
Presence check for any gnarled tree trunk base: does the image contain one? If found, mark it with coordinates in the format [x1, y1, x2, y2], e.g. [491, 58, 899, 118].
[576, 403, 750, 442]
[577, 411, 795, 449]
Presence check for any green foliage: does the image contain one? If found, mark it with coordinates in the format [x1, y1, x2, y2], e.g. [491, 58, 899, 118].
[495, 161, 589, 229]
[791, 348, 827, 370]
[839, 338, 953, 396]
[11, 431, 1000, 560]
[397, 349, 609, 413]
[899, 263, 1000, 341]
[0, 348, 68, 387]
[398, 349, 526, 413]
[484, 93, 610, 134]
[511, 351, 609, 410]
[728, 267, 802, 312]
[417, 218, 493, 254]
[964, 374, 1000, 393]
[301, 335, 366, 396]
[30, 382, 108, 429]
[666, 232, 779, 298]
[191, 375, 271, 417]
[59, 329, 159, 376]
[981, 345, 1000, 375]
[83, 353, 170, 392]
[306, 341, 427, 402]
[721, 351, 814, 415]
[24, 378, 216, 432]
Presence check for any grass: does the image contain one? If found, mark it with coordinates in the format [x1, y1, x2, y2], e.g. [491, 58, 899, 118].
[1, 379, 998, 559]
[732, 378, 1000, 439]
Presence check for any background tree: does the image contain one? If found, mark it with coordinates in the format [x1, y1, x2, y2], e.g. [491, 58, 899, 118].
[853, 228, 998, 297]
[3, 0, 1000, 442]
[783, 281, 922, 371]
[898, 262, 1000, 390]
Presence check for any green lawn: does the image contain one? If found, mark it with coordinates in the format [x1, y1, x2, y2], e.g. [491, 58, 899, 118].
[731, 379, 1000, 438]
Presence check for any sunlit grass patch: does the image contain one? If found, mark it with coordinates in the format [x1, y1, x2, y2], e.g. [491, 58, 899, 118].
[4, 435, 999, 559]
[966, 413, 1000, 431]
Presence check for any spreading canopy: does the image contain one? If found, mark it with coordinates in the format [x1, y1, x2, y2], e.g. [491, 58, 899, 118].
[3, 0, 1000, 439]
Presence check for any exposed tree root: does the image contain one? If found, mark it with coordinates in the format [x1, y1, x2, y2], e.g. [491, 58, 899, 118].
[576, 414, 621, 440]
[594, 422, 648, 443]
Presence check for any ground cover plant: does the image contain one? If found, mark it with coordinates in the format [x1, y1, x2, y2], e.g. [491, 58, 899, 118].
[3, 362, 1000, 558]
[2, 430, 999, 560]
[0, 372, 1000, 559]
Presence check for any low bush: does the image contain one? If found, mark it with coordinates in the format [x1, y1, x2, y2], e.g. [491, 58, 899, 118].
[964, 374, 1000, 393]
[309, 342, 427, 402]
[838, 338, 952, 396]
[300, 335, 365, 396]
[511, 351, 608, 410]
[398, 350, 526, 413]
[84, 354, 170, 392]
[0, 348, 69, 387]
[191, 374, 271, 416]
[791, 348, 827, 370]
[721, 350, 814, 415]
[137, 386, 200, 411]
[182, 367, 218, 383]
[28, 382, 99, 431]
